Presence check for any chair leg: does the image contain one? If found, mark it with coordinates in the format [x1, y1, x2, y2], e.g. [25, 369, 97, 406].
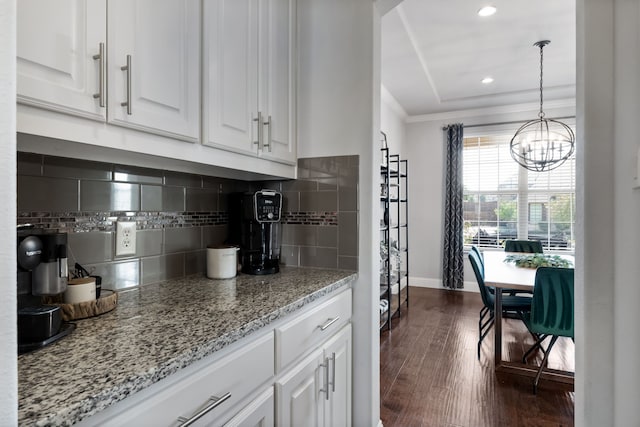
[478, 307, 494, 360]
[522, 334, 548, 363]
[533, 335, 559, 394]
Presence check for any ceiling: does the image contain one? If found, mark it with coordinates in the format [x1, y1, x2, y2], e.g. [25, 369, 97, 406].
[381, 0, 576, 117]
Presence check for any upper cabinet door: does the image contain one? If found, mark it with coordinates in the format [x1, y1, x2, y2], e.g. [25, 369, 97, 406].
[258, 0, 296, 164]
[17, 0, 107, 121]
[107, 0, 200, 142]
[203, 0, 260, 156]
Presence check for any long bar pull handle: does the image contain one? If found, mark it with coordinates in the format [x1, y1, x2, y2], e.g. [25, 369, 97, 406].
[177, 392, 231, 427]
[263, 115, 272, 152]
[92, 43, 105, 107]
[120, 55, 132, 115]
[253, 111, 263, 148]
[320, 357, 330, 401]
[330, 351, 336, 392]
[319, 316, 340, 331]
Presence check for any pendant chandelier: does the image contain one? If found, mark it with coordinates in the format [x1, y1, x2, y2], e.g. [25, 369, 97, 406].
[510, 40, 575, 172]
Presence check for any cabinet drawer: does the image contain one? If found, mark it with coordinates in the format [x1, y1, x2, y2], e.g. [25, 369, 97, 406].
[275, 289, 351, 371]
[96, 333, 274, 427]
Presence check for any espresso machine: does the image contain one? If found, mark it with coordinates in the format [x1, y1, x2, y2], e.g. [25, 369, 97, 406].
[228, 190, 282, 275]
[17, 225, 74, 353]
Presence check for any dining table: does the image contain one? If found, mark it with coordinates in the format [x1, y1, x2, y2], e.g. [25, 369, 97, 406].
[482, 250, 575, 384]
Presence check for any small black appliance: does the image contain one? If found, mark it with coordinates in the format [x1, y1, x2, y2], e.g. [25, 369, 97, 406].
[228, 190, 282, 275]
[17, 225, 74, 353]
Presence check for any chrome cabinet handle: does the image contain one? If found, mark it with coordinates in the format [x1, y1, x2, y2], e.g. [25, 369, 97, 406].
[319, 316, 340, 331]
[263, 115, 272, 152]
[330, 352, 336, 392]
[320, 357, 330, 401]
[177, 392, 231, 427]
[92, 43, 105, 107]
[120, 55, 132, 115]
[253, 111, 263, 147]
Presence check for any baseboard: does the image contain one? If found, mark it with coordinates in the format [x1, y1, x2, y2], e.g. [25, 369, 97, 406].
[409, 276, 479, 293]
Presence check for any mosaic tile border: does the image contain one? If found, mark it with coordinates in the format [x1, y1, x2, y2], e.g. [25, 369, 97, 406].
[17, 210, 339, 231]
[281, 212, 338, 226]
[17, 211, 229, 232]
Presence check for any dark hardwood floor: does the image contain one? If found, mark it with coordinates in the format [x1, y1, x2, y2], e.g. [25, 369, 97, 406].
[380, 287, 574, 427]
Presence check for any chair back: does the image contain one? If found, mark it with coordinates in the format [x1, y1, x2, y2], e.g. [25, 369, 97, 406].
[504, 239, 543, 253]
[470, 245, 484, 267]
[530, 267, 574, 338]
[468, 250, 492, 309]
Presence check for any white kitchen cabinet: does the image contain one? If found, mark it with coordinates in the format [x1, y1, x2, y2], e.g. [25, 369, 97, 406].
[204, 0, 296, 164]
[107, 0, 200, 141]
[275, 324, 352, 427]
[17, 0, 200, 142]
[17, 0, 107, 121]
[322, 326, 352, 427]
[223, 387, 274, 427]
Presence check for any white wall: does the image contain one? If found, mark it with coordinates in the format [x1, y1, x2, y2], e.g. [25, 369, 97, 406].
[0, 0, 17, 424]
[297, 1, 380, 425]
[576, 0, 640, 425]
[380, 85, 407, 157]
[612, 1, 640, 422]
[404, 103, 576, 289]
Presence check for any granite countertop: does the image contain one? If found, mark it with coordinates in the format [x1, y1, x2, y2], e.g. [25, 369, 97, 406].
[18, 266, 356, 426]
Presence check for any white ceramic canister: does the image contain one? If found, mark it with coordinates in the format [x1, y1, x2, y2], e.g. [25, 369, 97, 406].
[64, 277, 96, 304]
[207, 245, 239, 279]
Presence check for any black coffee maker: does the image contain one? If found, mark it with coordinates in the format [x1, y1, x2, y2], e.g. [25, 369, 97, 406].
[228, 190, 282, 275]
[17, 225, 74, 353]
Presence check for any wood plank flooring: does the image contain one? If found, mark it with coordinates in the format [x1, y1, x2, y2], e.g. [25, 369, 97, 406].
[380, 287, 574, 427]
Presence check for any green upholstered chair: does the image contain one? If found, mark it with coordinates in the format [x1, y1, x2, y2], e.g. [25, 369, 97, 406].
[522, 267, 574, 393]
[468, 250, 533, 360]
[504, 239, 543, 253]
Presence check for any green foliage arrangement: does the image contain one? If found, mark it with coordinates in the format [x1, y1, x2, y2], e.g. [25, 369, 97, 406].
[504, 254, 573, 269]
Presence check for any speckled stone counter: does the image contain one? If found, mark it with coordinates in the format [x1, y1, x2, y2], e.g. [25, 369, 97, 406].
[18, 267, 356, 426]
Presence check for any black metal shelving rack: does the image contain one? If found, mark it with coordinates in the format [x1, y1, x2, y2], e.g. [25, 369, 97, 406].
[379, 133, 392, 330]
[379, 134, 409, 331]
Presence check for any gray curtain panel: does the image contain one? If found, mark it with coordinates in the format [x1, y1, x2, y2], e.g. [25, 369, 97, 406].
[443, 123, 464, 289]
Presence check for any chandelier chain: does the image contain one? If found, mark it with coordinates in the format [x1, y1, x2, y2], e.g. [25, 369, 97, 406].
[539, 43, 544, 119]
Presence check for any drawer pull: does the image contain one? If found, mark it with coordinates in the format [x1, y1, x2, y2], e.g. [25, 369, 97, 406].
[319, 316, 340, 331]
[177, 392, 231, 426]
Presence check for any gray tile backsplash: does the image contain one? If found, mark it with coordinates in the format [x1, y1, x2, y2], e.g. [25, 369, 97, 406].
[18, 175, 79, 212]
[67, 231, 113, 264]
[141, 185, 163, 211]
[44, 156, 112, 181]
[280, 155, 358, 271]
[17, 151, 359, 291]
[81, 181, 140, 212]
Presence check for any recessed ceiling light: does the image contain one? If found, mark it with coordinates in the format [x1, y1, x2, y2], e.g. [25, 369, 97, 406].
[478, 6, 497, 17]
[481, 77, 494, 84]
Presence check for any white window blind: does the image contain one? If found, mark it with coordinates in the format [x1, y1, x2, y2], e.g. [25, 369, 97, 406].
[463, 131, 576, 251]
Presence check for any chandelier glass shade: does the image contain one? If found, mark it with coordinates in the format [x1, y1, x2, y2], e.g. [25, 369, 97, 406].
[510, 40, 575, 172]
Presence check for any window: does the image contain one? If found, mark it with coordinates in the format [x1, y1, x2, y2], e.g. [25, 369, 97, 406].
[463, 130, 576, 251]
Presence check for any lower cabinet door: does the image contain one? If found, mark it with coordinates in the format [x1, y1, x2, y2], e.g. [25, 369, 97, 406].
[223, 387, 274, 427]
[276, 348, 324, 427]
[323, 325, 352, 427]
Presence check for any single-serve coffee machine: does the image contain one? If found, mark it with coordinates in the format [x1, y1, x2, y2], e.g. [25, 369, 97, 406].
[228, 190, 282, 275]
[17, 225, 74, 353]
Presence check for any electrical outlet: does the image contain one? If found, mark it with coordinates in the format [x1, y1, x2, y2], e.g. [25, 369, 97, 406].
[116, 221, 137, 256]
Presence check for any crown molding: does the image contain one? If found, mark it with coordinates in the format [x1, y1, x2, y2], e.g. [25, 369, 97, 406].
[405, 98, 576, 123]
[381, 85, 408, 120]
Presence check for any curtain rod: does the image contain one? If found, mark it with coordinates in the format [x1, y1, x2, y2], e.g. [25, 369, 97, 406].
[441, 116, 575, 131]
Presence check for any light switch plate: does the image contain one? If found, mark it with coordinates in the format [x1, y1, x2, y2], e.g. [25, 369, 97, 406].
[116, 221, 136, 256]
